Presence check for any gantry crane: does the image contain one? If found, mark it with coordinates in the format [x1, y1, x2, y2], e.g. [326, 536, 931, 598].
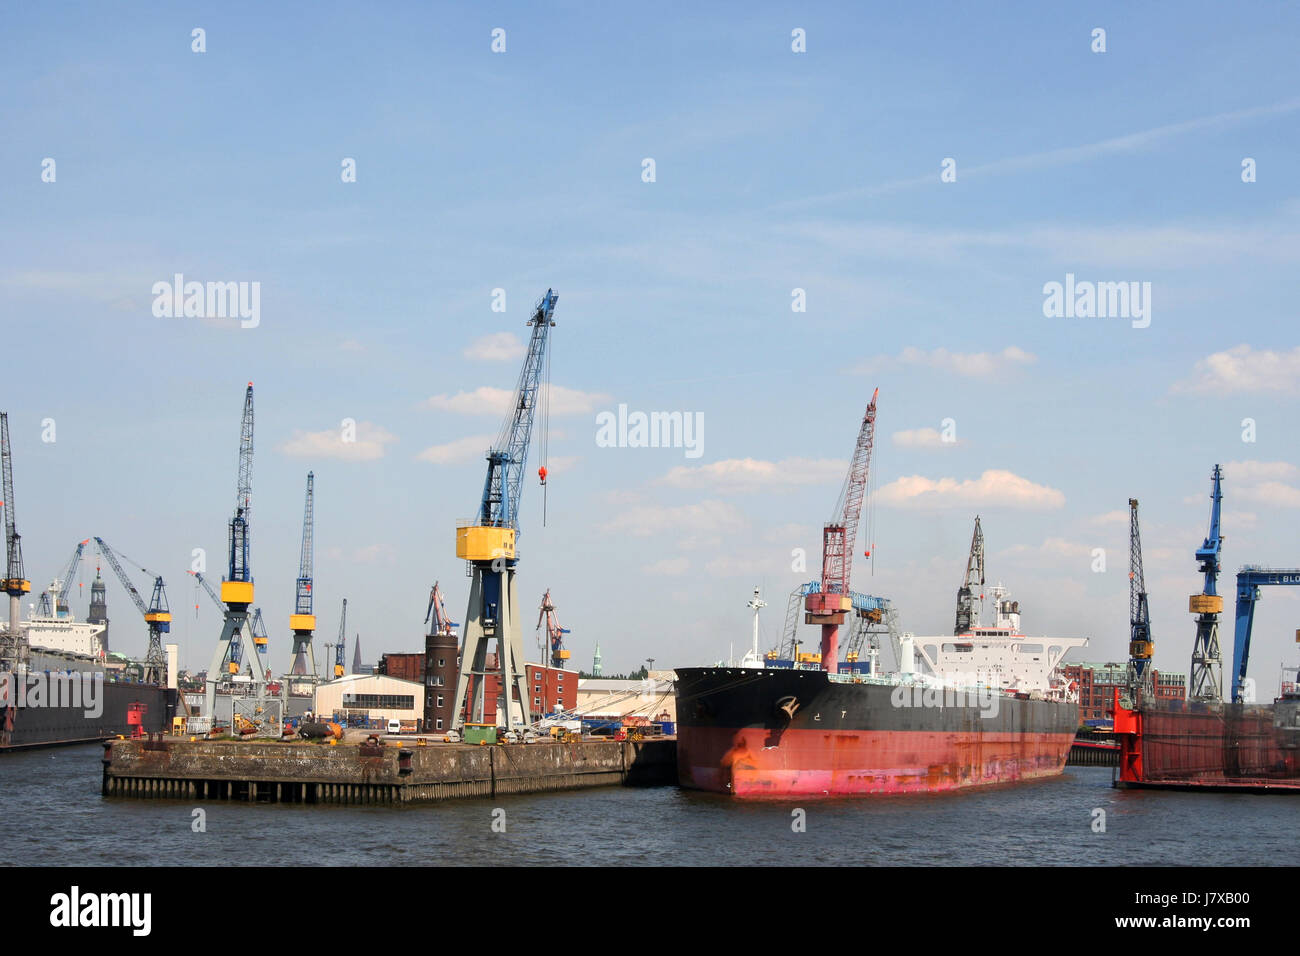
[1, 412, 31, 662]
[333, 598, 347, 678]
[536, 589, 571, 669]
[450, 289, 557, 734]
[93, 537, 169, 684]
[1232, 568, 1300, 703]
[191, 570, 246, 675]
[803, 388, 880, 672]
[36, 539, 91, 617]
[1189, 465, 1225, 701]
[203, 384, 267, 720]
[289, 472, 316, 677]
[1125, 498, 1154, 705]
[954, 516, 985, 634]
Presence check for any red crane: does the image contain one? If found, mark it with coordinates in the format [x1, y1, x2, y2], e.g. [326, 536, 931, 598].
[537, 589, 572, 669]
[804, 388, 878, 672]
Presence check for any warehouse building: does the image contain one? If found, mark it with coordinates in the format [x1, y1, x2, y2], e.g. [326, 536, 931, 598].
[312, 673, 424, 725]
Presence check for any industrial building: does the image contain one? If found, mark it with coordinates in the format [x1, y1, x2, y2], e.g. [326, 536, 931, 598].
[312, 673, 423, 725]
[574, 674, 676, 723]
[1061, 661, 1186, 723]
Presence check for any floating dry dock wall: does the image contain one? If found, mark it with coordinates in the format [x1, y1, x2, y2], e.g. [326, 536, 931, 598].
[102, 738, 677, 804]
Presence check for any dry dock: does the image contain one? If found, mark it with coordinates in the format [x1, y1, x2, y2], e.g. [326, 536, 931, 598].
[102, 737, 676, 804]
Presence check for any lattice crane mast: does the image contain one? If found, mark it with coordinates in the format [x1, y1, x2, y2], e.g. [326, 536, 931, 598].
[93, 537, 169, 684]
[203, 384, 266, 720]
[450, 289, 557, 734]
[537, 589, 571, 669]
[954, 516, 985, 634]
[36, 539, 90, 617]
[1, 412, 31, 657]
[804, 388, 878, 672]
[1189, 465, 1225, 701]
[289, 472, 316, 676]
[1126, 499, 1155, 705]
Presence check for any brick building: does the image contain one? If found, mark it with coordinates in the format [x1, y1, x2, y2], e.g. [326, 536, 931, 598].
[1062, 660, 1186, 722]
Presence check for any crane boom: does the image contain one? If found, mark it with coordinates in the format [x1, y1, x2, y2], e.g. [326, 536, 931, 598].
[425, 582, 457, 636]
[1, 413, 31, 656]
[37, 539, 90, 617]
[93, 537, 169, 683]
[1126, 499, 1154, 704]
[537, 589, 572, 669]
[954, 516, 985, 633]
[333, 599, 347, 678]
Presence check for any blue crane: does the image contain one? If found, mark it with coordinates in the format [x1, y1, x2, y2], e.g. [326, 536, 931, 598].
[333, 598, 347, 678]
[93, 537, 169, 685]
[203, 384, 266, 720]
[289, 472, 316, 676]
[450, 289, 557, 734]
[1189, 465, 1225, 701]
[1232, 567, 1300, 703]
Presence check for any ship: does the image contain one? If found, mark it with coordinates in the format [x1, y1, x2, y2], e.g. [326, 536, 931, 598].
[1, 581, 169, 751]
[675, 582, 1088, 797]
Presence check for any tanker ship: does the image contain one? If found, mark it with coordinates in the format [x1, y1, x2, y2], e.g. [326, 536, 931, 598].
[676, 581, 1088, 798]
[1, 582, 169, 751]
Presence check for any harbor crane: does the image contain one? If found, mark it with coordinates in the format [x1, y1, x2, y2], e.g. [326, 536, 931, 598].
[954, 517, 985, 633]
[425, 581, 457, 639]
[288, 472, 316, 677]
[1188, 465, 1225, 701]
[36, 539, 90, 617]
[1, 412, 31, 662]
[803, 388, 881, 672]
[203, 384, 268, 720]
[1231, 567, 1300, 703]
[1125, 498, 1154, 705]
[191, 570, 247, 674]
[93, 537, 169, 685]
[449, 288, 557, 735]
[537, 589, 571, 669]
[333, 598, 347, 678]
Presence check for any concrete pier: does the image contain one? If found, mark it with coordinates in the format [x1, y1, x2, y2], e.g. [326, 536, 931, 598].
[102, 737, 677, 805]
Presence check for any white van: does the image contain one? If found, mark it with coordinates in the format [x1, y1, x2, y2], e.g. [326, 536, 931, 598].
[386, 719, 402, 735]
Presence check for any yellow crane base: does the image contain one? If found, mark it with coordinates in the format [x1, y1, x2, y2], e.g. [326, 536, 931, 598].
[289, 614, 316, 631]
[1189, 594, 1223, 614]
[221, 580, 254, 605]
[456, 525, 515, 562]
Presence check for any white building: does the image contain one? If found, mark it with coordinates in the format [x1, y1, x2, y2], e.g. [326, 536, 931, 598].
[312, 673, 423, 724]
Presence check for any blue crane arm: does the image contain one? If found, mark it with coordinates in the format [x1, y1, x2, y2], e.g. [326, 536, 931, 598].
[1196, 466, 1224, 595]
[477, 289, 557, 530]
[93, 537, 150, 618]
[1232, 568, 1300, 702]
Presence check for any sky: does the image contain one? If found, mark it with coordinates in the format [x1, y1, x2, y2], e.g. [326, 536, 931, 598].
[2, 2, 1299, 695]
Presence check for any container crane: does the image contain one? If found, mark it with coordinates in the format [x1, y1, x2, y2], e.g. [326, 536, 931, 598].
[803, 388, 879, 672]
[36, 539, 91, 618]
[1231, 568, 1300, 703]
[536, 589, 571, 669]
[333, 598, 347, 678]
[1125, 498, 1154, 705]
[190, 570, 246, 674]
[1189, 465, 1224, 702]
[93, 537, 169, 685]
[449, 289, 557, 734]
[289, 472, 316, 677]
[1, 412, 31, 659]
[203, 384, 267, 720]
[954, 516, 984, 633]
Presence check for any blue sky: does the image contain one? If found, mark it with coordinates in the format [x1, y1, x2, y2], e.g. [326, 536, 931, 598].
[2, 2, 1299, 694]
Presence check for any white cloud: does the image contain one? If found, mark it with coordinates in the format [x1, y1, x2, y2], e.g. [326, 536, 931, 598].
[277, 422, 397, 461]
[892, 428, 953, 448]
[354, 543, 396, 565]
[1237, 480, 1300, 508]
[601, 499, 747, 538]
[416, 434, 493, 465]
[657, 457, 844, 492]
[875, 469, 1065, 510]
[1203, 461, 1300, 509]
[1089, 510, 1130, 526]
[859, 346, 1035, 379]
[1223, 460, 1299, 482]
[1173, 345, 1300, 395]
[425, 384, 609, 416]
[644, 557, 690, 576]
[464, 332, 526, 362]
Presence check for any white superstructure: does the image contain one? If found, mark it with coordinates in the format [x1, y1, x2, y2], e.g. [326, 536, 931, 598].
[21, 582, 106, 659]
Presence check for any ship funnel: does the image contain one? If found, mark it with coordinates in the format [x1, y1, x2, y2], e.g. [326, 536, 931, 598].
[900, 632, 915, 674]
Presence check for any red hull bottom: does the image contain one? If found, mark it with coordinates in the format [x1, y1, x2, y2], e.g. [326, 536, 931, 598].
[678, 727, 1075, 798]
